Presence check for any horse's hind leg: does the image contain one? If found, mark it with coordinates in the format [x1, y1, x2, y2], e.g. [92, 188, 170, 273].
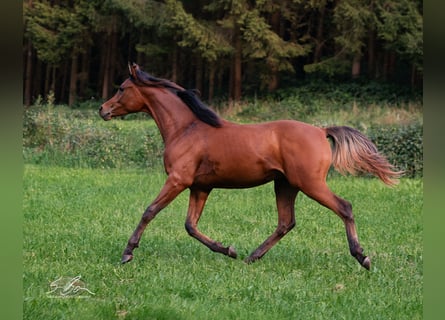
[245, 178, 298, 263]
[301, 181, 371, 270]
[185, 188, 237, 258]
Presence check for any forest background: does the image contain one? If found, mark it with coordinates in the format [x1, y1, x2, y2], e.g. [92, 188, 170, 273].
[23, 0, 423, 106]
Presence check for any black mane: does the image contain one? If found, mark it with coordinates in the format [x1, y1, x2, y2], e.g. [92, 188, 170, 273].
[133, 69, 180, 91]
[132, 68, 222, 128]
[176, 90, 222, 128]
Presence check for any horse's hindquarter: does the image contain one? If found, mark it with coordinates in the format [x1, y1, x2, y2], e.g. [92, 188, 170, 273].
[190, 120, 331, 189]
[275, 121, 332, 185]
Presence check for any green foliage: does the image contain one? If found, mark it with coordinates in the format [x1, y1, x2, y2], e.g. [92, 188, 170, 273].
[23, 165, 422, 319]
[103, 0, 161, 28]
[368, 124, 423, 178]
[304, 57, 351, 78]
[23, 106, 164, 169]
[375, 0, 423, 69]
[333, 0, 372, 55]
[24, 1, 92, 63]
[276, 80, 422, 106]
[164, 0, 232, 61]
[240, 9, 308, 69]
[23, 0, 423, 105]
[235, 80, 422, 124]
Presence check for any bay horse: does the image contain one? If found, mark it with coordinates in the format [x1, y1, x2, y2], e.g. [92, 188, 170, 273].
[99, 63, 401, 270]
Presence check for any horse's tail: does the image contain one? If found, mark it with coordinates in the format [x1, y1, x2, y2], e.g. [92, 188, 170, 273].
[325, 126, 403, 186]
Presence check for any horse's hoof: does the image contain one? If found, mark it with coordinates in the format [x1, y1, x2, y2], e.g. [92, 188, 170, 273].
[244, 256, 255, 264]
[121, 254, 134, 264]
[227, 246, 237, 259]
[361, 256, 371, 270]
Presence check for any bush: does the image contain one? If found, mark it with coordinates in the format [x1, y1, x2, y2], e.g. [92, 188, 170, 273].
[367, 124, 423, 178]
[23, 105, 164, 169]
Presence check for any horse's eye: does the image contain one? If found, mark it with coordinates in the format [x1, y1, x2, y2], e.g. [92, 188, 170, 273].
[118, 87, 124, 93]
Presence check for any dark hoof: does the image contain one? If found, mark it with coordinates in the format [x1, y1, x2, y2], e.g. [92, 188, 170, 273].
[121, 254, 134, 264]
[227, 246, 237, 259]
[244, 256, 256, 264]
[361, 256, 371, 270]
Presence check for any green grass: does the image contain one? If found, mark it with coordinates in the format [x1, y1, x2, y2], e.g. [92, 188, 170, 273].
[23, 165, 422, 319]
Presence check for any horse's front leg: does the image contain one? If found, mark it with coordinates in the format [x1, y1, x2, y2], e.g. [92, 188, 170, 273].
[121, 175, 186, 264]
[185, 188, 237, 258]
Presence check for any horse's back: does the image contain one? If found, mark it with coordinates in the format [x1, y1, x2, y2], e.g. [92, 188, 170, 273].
[190, 120, 331, 188]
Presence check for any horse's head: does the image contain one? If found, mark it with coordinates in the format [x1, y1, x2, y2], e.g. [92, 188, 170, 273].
[99, 63, 146, 120]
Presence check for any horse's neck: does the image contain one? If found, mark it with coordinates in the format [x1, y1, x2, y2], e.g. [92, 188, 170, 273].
[142, 92, 195, 144]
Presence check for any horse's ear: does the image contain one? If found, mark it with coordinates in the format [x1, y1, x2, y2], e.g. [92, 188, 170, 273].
[128, 62, 139, 79]
[128, 62, 132, 76]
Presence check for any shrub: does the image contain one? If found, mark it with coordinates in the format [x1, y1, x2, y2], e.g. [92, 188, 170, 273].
[23, 105, 164, 169]
[367, 124, 423, 178]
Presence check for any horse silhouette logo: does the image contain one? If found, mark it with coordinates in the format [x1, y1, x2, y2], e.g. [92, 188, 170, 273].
[47, 275, 95, 297]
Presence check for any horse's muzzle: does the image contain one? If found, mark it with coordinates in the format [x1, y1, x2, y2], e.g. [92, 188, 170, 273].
[99, 106, 112, 121]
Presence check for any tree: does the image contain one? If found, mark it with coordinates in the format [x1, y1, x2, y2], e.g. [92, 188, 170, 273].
[162, 0, 232, 100]
[333, 0, 373, 79]
[375, 0, 423, 85]
[207, 0, 307, 99]
[22, 0, 423, 105]
[24, 0, 92, 105]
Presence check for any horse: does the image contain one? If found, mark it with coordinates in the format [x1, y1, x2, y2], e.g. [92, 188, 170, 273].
[99, 63, 401, 270]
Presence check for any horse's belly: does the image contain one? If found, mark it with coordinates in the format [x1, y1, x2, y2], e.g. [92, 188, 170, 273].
[192, 157, 281, 189]
[193, 173, 277, 189]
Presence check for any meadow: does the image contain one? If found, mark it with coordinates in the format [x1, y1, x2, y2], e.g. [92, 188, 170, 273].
[23, 165, 422, 319]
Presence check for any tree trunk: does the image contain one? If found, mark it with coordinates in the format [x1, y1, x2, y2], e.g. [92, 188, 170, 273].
[313, 5, 326, 63]
[137, 34, 143, 64]
[268, 10, 281, 92]
[351, 53, 361, 79]
[195, 56, 203, 94]
[367, 30, 376, 78]
[24, 41, 33, 106]
[268, 65, 279, 92]
[109, 31, 118, 91]
[171, 43, 178, 82]
[208, 64, 215, 104]
[79, 48, 90, 100]
[233, 26, 242, 101]
[34, 59, 43, 101]
[101, 37, 111, 100]
[60, 61, 69, 103]
[50, 66, 56, 102]
[410, 63, 417, 89]
[44, 64, 51, 96]
[69, 52, 78, 106]
[228, 56, 234, 103]
[388, 51, 396, 80]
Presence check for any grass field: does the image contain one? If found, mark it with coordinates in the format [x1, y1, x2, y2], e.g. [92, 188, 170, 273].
[23, 164, 422, 319]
